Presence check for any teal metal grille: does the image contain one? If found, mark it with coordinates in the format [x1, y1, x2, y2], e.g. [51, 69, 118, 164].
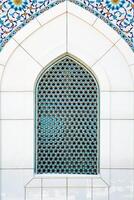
[35, 55, 99, 175]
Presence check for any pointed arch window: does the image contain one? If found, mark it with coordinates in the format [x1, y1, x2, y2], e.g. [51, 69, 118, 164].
[35, 55, 100, 175]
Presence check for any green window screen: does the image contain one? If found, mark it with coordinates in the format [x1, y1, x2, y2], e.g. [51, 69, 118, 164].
[35, 55, 100, 175]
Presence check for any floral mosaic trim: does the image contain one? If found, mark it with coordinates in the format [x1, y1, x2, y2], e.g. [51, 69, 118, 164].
[0, 0, 134, 52]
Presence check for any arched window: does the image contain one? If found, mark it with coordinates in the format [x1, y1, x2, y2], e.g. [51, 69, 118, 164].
[35, 55, 100, 175]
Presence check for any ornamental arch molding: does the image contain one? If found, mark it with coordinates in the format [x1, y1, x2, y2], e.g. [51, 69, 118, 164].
[0, 0, 133, 52]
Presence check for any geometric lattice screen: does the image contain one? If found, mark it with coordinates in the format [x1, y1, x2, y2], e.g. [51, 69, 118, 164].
[35, 55, 100, 175]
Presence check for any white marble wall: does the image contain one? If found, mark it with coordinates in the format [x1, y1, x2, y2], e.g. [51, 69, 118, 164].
[0, 2, 134, 199]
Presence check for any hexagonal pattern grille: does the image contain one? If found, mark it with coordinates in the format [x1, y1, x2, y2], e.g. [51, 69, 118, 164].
[35, 56, 99, 175]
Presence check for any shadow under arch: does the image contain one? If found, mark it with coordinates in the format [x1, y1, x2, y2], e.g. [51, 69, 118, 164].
[34, 53, 100, 175]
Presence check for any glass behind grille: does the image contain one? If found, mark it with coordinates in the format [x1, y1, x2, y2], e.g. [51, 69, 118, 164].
[35, 55, 100, 175]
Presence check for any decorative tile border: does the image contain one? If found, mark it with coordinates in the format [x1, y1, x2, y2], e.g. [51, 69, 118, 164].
[0, 0, 133, 52]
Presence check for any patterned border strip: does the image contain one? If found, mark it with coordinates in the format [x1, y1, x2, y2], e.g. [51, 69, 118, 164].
[0, 0, 133, 52]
